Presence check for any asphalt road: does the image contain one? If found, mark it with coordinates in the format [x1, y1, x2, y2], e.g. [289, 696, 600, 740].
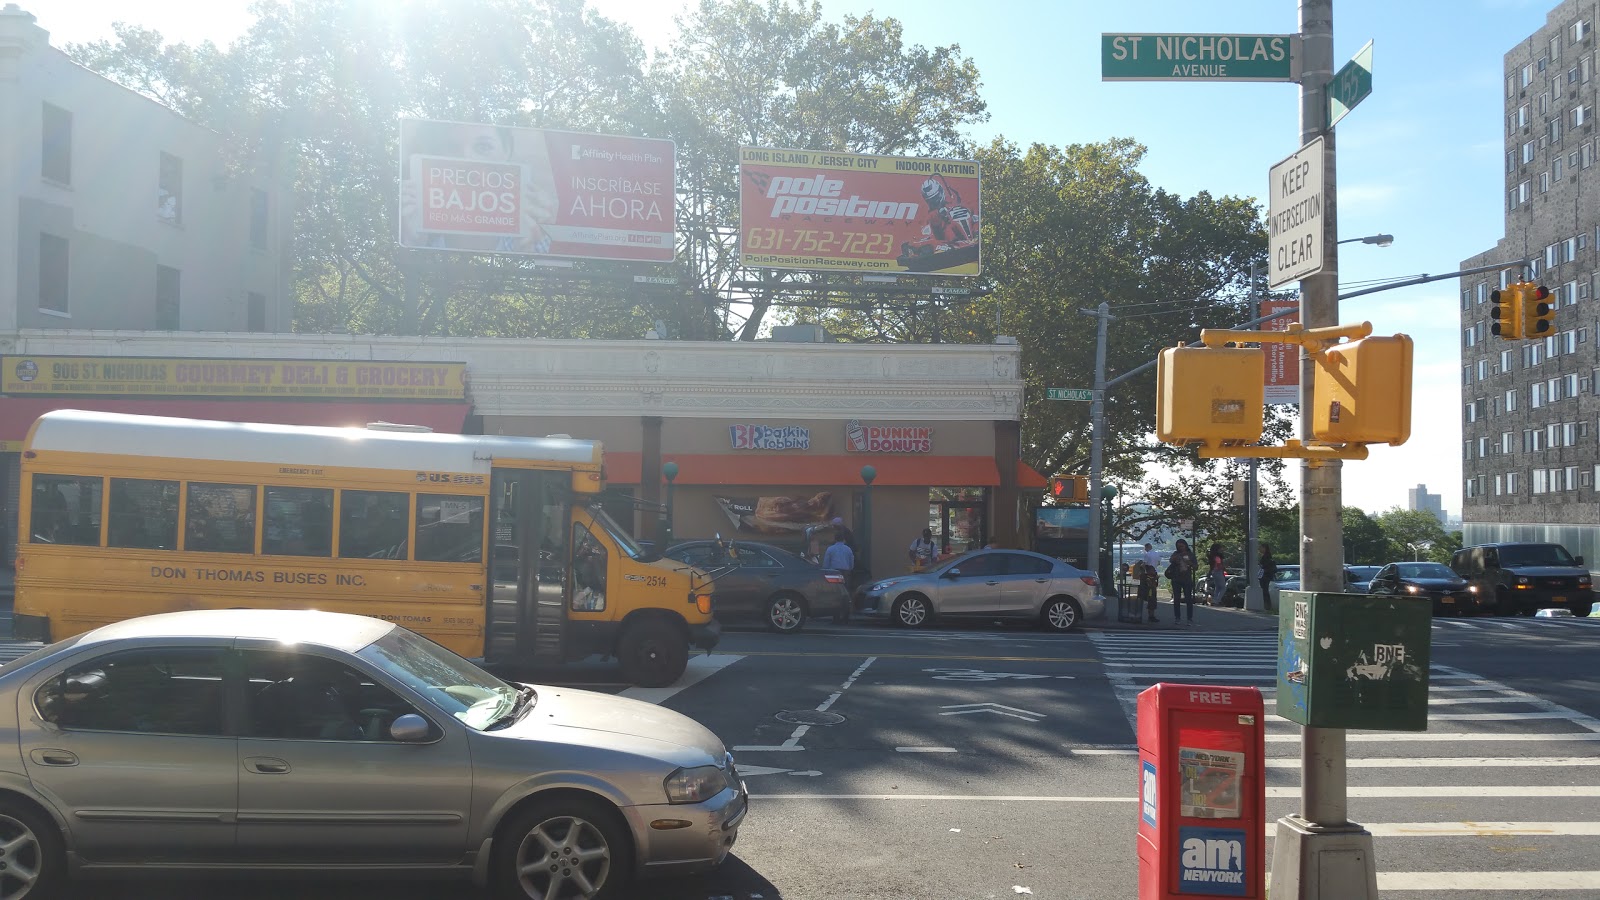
[24, 609, 1600, 899]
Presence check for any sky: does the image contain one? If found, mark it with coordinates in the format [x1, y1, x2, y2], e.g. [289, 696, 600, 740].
[37, 0, 1553, 518]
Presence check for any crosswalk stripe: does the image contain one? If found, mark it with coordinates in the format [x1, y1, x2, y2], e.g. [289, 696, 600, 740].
[1273, 822, 1600, 837]
[1266, 785, 1600, 798]
[1375, 871, 1600, 891]
[1265, 731, 1600, 743]
[1263, 756, 1600, 768]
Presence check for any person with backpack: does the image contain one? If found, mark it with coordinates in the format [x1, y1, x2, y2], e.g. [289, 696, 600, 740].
[1167, 538, 1198, 625]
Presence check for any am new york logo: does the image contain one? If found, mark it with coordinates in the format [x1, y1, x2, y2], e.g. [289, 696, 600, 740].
[1177, 826, 1246, 896]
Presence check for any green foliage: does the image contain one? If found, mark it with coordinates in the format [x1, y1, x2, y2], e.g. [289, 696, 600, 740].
[1341, 507, 1390, 565]
[1375, 507, 1460, 564]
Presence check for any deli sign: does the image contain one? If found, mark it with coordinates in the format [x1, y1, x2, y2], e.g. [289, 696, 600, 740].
[846, 419, 933, 453]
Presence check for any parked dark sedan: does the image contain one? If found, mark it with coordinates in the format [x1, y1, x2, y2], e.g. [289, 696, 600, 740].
[1367, 561, 1487, 615]
[662, 540, 850, 633]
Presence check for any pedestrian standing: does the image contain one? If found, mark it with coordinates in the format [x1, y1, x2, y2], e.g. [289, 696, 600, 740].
[1206, 543, 1228, 607]
[1167, 538, 1198, 625]
[1134, 560, 1157, 623]
[822, 530, 855, 574]
[907, 528, 937, 570]
[1140, 543, 1163, 621]
[1258, 543, 1278, 612]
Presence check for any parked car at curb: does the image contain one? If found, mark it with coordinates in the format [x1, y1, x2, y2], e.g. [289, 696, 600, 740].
[661, 540, 851, 632]
[857, 549, 1105, 632]
[0, 609, 745, 899]
[1367, 561, 1487, 615]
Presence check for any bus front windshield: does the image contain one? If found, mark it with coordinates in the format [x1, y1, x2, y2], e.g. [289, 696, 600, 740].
[589, 507, 645, 560]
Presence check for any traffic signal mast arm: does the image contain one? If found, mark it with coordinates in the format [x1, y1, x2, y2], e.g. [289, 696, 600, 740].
[1198, 321, 1372, 352]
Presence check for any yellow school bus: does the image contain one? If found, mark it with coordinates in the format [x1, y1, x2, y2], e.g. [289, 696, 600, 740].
[14, 410, 717, 686]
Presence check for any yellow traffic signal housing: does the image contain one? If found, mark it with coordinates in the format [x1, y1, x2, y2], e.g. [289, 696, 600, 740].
[1157, 346, 1264, 446]
[1049, 475, 1089, 503]
[1311, 334, 1413, 445]
[1522, 283, 1554, 337]
[1490, 285, 1523, 339]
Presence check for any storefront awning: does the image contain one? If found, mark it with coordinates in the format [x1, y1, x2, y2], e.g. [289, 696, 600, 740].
[606, 452, 1049, 489]
[0, 397, 472, 446]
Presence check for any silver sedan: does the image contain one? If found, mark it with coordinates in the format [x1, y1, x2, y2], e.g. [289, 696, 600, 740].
[858, 549, 1106, 631]
[0, 609, 745, 899]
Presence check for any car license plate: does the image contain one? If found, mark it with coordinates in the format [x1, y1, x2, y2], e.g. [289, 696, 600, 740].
[1441, 597, 1453, 604]
[1554, 595, 1567, 603]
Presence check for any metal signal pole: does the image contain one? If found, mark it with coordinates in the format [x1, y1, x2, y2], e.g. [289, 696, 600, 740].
[1084, 302, 1112, 582]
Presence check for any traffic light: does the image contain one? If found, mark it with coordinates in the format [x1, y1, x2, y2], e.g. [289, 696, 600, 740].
[1490, 284, 1523, 339]
[1049, 475, 1089, 503]
[1522, 283, 1554, 337]
[1311, 334, 1414, 446]
[1156, 345, 1265, 446]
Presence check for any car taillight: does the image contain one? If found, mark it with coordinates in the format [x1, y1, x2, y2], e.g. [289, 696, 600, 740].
[1079, 576, 1098, 586]
[823, 573, 845, 584]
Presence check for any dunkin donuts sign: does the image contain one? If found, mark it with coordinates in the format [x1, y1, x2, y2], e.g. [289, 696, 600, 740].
[845, 419, 933, 453]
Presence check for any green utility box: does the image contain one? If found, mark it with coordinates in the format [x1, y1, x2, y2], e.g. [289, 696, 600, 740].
[1275, 590, 1433, 731]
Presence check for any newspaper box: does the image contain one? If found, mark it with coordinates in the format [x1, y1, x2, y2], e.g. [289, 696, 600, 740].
[1136, 683, 1266, 899]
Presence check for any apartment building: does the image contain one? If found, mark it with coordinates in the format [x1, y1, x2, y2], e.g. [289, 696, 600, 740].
[1460, 0, 1600, 561]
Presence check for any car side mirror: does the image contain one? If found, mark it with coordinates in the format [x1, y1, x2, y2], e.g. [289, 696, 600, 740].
[943, 568, 962, 579]
[389, 713, 431, 742]
[1577, 555, 1586, 566]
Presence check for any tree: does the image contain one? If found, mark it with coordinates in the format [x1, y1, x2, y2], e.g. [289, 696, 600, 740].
[1341, 507, 1389, 565]
[1376, 508, 1459, 563]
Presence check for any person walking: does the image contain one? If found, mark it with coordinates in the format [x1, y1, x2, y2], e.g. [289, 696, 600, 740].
[1133, 560, 1157, 623]
[1206, 543, 1229, 607]
[1258, 543, 1278, 612]
[1167, 538, 1198, 624]
[908, 528, 937, 570]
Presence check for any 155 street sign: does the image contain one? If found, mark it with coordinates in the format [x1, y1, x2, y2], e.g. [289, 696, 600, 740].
[1101, 33, 1298, 82]
[1328, 39, 1374, 128]
[1046, 388, 1095, 401]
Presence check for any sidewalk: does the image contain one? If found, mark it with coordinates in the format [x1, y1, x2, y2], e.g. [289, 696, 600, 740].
[1090, 598, 1280, 633]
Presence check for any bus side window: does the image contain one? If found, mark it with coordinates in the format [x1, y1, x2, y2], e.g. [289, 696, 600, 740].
[186, 483, 258, 554]
[416, 494, 485, 563]
[339, 490, 410, 561]
[108, 478, 179, 550]
[263, 486, 334, 557]
[30, 474, 103, 546]
[570, 523, 607, 612]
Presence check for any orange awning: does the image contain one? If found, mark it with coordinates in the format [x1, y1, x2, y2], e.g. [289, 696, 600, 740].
[609, 452, 1045, 488]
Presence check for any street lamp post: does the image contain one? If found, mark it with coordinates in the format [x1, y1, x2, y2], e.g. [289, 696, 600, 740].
[1336, 233, 1394, 247]
[1100, 484, 1118, 589]
[662, 461, 679, 546]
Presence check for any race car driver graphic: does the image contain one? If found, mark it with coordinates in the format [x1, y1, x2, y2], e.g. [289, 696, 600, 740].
[898, 173, 980, 272]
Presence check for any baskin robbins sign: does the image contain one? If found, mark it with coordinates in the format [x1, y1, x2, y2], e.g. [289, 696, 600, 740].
[845, 419, 933, 453]
[729, 424, 811, 450]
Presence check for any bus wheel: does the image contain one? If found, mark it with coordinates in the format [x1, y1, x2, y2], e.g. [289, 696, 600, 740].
[617, 621, 688, 688]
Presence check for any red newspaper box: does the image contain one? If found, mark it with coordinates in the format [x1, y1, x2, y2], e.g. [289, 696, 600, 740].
[1136, 683, 1266, 899]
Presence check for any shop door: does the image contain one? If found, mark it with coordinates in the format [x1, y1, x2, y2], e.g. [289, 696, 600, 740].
[937, 502, 988, 553]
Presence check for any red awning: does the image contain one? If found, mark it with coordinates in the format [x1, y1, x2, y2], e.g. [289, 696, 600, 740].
[0, 398, 471, 443]
[606, 452, 1041, 488]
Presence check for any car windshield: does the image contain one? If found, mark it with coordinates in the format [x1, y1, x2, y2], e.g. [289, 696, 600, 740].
[1497, 544, 1577, 567]
[1273, 567, 1300, 582]
[590, 507, 644, 560]
[1398, 563, 1455, 579]
[357, 628, 519, 731]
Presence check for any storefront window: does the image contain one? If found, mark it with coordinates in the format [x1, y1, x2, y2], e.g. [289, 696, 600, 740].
[929, 487, 988, 553]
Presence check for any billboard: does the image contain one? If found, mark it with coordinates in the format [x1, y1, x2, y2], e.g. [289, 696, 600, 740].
[3, 355, 466, 400]
[714, 492, 836, 535]
[1260, 299, 1299, 405]
[398, 118, 675, 262]
[738, 147, 980, 276]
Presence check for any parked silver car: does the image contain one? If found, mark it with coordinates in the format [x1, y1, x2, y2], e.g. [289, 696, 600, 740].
[0, 609, 745, 899]
[857, 549, 1106, 631]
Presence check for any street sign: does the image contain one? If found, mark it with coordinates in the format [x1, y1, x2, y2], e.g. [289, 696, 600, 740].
[1328, 40, 1374, 128]
[1267, 137, 1325, 289]
[1046, 388, 1094, 401]
[1101, 33, 1297, 82]
[1261, 298, 1300, 406]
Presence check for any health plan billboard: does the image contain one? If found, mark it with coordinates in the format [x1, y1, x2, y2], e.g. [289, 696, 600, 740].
[398, 118, 676, 262]
[738, 147, 981, 276]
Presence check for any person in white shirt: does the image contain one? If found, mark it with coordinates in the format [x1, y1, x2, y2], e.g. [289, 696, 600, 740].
[908, 528, 937, 567]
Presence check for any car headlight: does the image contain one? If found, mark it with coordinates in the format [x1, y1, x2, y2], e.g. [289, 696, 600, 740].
[664, 765, 731, 804]
[1517, 576, 1530, 585]
[870, 579, 901, 592]
[1467, 584, 1479, 593]
[1581, 576, 1592, 587]
[1404, 584, 1421, 594]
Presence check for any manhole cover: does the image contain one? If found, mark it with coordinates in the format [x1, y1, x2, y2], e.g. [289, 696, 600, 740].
[775, 709, 846, 726]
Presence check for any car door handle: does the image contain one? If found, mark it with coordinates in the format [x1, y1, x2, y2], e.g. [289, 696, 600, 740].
[985, 580, 1001, 585]
[244, 757, 291, 775]
[30, 749, 77, 767]
[1034, 578, 1049, 583]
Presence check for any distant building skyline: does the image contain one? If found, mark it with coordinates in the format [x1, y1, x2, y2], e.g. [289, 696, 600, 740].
[1409, 483, 1445, 524]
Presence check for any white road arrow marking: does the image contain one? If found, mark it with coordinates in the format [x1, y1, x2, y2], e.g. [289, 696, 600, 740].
[939, 703, 1045, 722]
[736, 764, 795, 777]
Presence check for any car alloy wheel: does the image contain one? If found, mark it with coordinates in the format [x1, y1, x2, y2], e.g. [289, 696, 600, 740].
[513, 813, 614, 899]
[0, 808, 51, 900]
[895, 595, 930, 627]
[766, 594, 806, 633]
[1042, 597, 1081, 632]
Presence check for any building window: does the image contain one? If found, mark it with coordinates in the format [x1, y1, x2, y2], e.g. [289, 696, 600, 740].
[249, 189, 269, 250]
[1464, 327, 1477, 349]
[1553, 35, 1563, 62]
[155, 265, 180, 330]
[1534, 469, 1549, 495]
[41, 103, 71, 185]
[39, 233, 68, 315]
[1510, 188, 1519, 211]
[1585, 56, 1595, 83]
[1542, 172, 1552, 192]
[1525, 139, 1538, 163]
[248, 291, 267, 332]
[1477, 282, 1489, 304]
[1501, 348, 1516, 371]
[1466, 478, 1479, 499]
[1566, 372, 1580, 398]
[1519, 180, 1532, 201]
[1518, 105, 1530, 129]
[158, 152, 182, 224]
[1522, 62, 1534, 86]
[1478, 359, 1489, 380]
[1479, 436, 1490, 458]
[1556, 156, 1565, 181]
[1540, 89, 1551, 114]
[1532, 381, 1547, 408]
[1507, 471, 1521, 494]
[1505, 389, 1518, 412]
[1502, 431, 1515, 454]
[1584, 143, 1595, 168]
[1464, 402, 1477, 424]
[1575, 105, 1591, 128]
[1495, 474, 1504, 496]
[1567, 466, 1580, 490]
[1575, 20, 1591, 44]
